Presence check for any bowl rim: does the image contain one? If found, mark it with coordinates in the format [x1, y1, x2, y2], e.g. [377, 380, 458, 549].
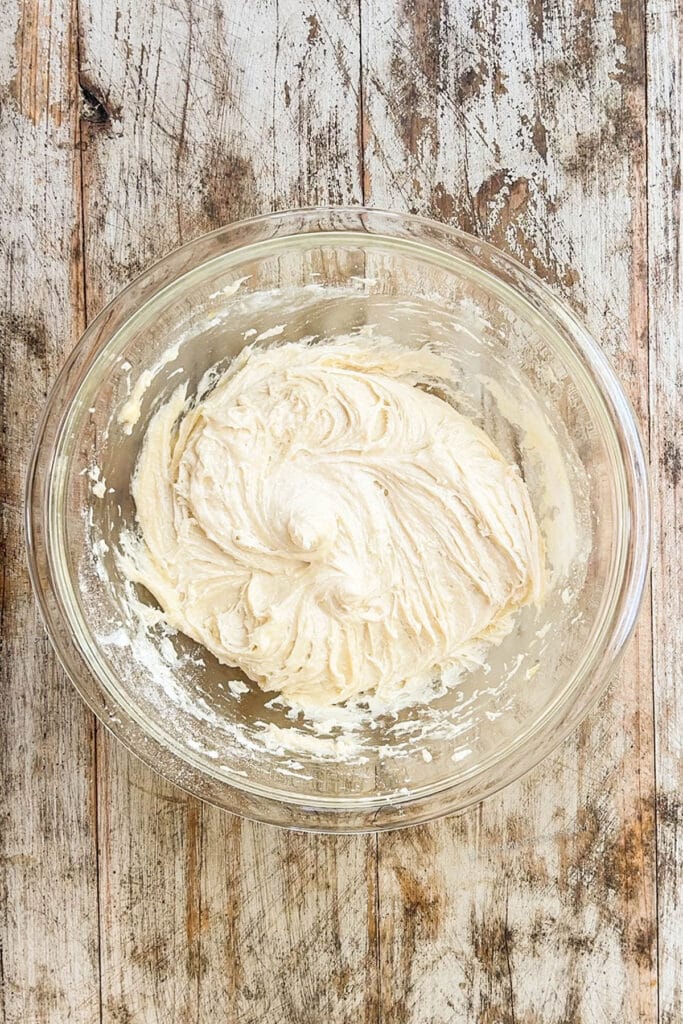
[25, 205, 651, 832]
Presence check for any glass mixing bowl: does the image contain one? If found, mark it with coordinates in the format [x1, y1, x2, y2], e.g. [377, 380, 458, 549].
[26, 208, 649, 831]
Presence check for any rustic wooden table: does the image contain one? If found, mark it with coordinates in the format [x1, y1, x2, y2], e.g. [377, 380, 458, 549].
[2, 1, 680, 1022]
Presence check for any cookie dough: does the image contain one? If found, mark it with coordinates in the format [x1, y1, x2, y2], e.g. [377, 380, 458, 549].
[125, 340, 544, 707]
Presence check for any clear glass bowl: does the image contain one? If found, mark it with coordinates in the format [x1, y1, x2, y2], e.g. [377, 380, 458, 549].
[26, 208, 649, 832]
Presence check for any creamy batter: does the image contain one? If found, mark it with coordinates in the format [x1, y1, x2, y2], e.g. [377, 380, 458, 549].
[124, 339, 544, 708]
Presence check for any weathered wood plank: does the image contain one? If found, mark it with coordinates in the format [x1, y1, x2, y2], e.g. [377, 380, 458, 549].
[646, 1, 682, 1022]
[78, 2, 375, 1021]
[361, 0, 657, 1020]
[198, 817, 378, 1024]
[0, 1, 101, 1021]
[6, 0, 676, 1020]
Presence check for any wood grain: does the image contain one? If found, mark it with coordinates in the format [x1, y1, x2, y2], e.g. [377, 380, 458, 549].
[1, 0, 680, 1022]
[77, 3, 375, 1022]
[647, 1, 682, 1022]
[197, 816, 377, 1023]
[361, 1, 657, 1020]
[0, 1, 101, 1022]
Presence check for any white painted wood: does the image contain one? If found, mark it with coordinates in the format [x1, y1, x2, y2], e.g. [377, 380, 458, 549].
[197, 816, 378, 1023]
[2, 0, 679, 1020]
[0, 1, 100, 1021]
[647, 1, 682, 1021]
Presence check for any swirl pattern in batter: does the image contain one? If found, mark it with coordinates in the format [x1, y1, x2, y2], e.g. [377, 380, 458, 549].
[126, 339, 544, 707]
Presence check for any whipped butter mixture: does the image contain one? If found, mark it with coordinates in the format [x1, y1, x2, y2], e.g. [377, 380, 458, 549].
[124, 340, 544, 708]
